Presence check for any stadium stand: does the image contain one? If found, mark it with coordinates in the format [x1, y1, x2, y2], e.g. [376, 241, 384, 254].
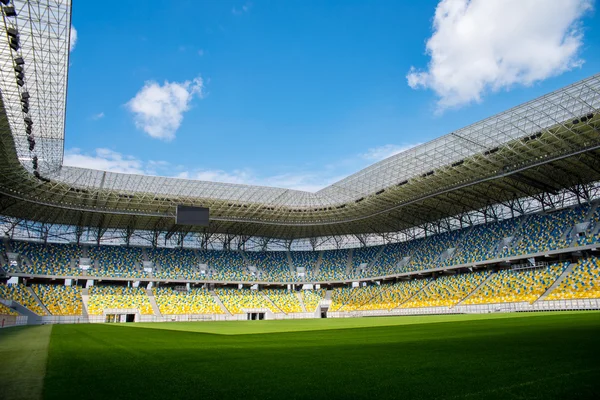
[244, 251, 292, 281]
[290, 251, 319, 276]
[11, 241, 81, 276]
[87, 286, 153, 315]
[302, 289, 325, 312]
[0, 302, 18, 316]
[89, 246, 147, 279]
[149, 248, 199, 280]
[401, 271, 490, 308]
[0, 283, 48, 315]
[215, 288, 278, 314]
[198, 250, 247, 281]
[547, 257, 600, 300]
[153, 287, 223, 315]
[365, 279, 430, 310]
[318, 250, 349, 280]
[31, 284, 83, 315]
[463, 263, 567, 305]
[263, 289, 303, 313]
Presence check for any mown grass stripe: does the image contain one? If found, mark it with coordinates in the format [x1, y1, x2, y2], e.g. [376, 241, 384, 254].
[0, 325, 52, 400]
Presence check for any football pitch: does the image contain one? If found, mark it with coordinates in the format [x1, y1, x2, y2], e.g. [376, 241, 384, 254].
[1, 312, 599, 400]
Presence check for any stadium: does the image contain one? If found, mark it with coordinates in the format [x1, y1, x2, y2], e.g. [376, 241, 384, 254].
[1, 1, 600, 399]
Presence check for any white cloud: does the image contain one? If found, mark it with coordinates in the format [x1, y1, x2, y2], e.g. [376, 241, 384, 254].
[69, 25, 77, 52]
[64, 148, 145, 174]
[407, 0, 593, 110]
[126, 76, 204, 141]
[91, 112, 104, 120]
[361, 143, 420, 162]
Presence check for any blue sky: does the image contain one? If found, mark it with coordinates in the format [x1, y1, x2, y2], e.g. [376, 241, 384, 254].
[64, 0, 599, 192]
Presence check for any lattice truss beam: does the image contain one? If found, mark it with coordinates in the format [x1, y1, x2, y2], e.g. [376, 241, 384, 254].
[0, 1, 600, 240]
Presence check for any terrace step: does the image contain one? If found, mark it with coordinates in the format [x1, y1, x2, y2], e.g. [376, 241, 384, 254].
[313, 251, 324, 276]
[394, 279, 434, 309]
[261, 292, 284, 314]
[211, 290, 232, 315]
[366, 245, 386, 272]
[535, 262, 576, 302]
[81, 288, 90, 316]
[345, 249, 353, 277]
[455, 272, 496, 306]
[146, 289, 162, 317]
[286, 250, 295, 274]
[296, 292, 307, 312]
[26, 287, 51, 315]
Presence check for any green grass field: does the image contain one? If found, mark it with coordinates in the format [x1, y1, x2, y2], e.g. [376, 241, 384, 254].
[1, 312, 599, 400]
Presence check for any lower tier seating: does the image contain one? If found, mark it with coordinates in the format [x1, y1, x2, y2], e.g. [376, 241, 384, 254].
[154, 287, 223, 315]
[31, 284, 83, 315]
[463, 263, 566, 305]
[88, 286, 153, 315]
[0, 283, 48, 315]
[215, 288, 278, 314]
[264, 289, 304, 313]
[302, 289, 325, 312]
[401, 271, 489, 308]
[547, 257, 600, 300]
[0, 302, 18, 316]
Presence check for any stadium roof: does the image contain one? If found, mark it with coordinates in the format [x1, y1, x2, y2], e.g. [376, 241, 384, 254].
[1, 0, 600, 240]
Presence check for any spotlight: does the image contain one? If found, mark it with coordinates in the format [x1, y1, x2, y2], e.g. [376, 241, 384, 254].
[27, 136, 35, 151]
[9, 37, 19, 51]
[3, 6, 16, 17]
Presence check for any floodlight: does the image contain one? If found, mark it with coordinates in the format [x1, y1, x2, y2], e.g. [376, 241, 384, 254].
[3, 6, 16, 17]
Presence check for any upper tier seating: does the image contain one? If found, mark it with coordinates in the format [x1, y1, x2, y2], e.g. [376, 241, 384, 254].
[318, 250, 349, 281]
[12, 241, 80, 276]
[31, 284, 83, 315]
[198, 250, 247, 281]
[509, 206, 589, 255]
[452, 218, 520, 265]
[463, 263, 567, 305]
[0, 283, 48, 315]
[290, 251, 319, 276]
[89, 246, 147, 279]
[4, 203, 599, 283]
[153, 287, 223, 314]
[149, 248, 200, 280]
[88, 286, 153, 315]
[244, 251, 292, 281]
[547, 257, 600, 300]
